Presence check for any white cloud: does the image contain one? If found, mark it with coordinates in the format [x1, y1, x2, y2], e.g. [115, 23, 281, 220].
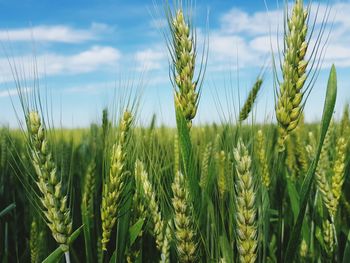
[41, 46, 121, 74]
[135, 48, 166, 71]
[149, 18, 167, 30]
[209, 2, 350, 70]
[0, 87, 31, 98]
[0, 23, 111, 43]
[219, 8, 281, 36]
[0, 46, 121, 83]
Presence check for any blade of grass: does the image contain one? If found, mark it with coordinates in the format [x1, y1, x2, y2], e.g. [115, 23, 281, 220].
[129, 218, 144, 246]
[0, 203, 16, 218]
[342, 228, 350, 263]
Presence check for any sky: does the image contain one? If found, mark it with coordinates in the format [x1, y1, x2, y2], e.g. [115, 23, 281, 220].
[0, 0, 349, 128]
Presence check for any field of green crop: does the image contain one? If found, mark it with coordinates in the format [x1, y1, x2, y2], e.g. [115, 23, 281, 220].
[0, 0, 349, 262]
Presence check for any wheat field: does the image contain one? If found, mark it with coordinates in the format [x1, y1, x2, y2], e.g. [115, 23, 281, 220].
[0, 0, 349, 262]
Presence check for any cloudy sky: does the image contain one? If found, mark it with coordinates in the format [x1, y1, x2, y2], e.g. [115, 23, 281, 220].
[0, 0, 349, 128]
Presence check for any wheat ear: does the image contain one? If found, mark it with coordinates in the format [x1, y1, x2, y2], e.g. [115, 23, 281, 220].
[134, 160, 165, 250]
[233, 139, 257, 263]
[323, 219, 334, 257]
[101, 110, 132, 251]
[239, 78, 263, 122]
[276, 0, 309, 151]
[82, 158, 96, 219]
[331, 137, 347, 215]
[160, 222, 172, 263]
[169, 8, 200, 129]
[172, 171, 197, 262]
[27, 111, 72, 252]
[256, 130, 270, 188]
[216, 150, 227, 199]
[30, 218, 44, 263]
[199, 142, 212, 189]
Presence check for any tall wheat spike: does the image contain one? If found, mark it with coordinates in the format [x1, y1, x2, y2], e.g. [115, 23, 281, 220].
[276, 0, 309, 151]
[168, 5, 204, 128]
[172, 171, 197, 262]
[233, 139, 257, 263]
[101, 110, 132, 251]
[27, 111, 72, 253]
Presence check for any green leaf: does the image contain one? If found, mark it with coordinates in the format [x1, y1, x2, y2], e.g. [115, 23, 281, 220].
[82, 207, 93, 263]
[129, 218, 144, 246]
[284, 65, 337, 262]
[175, 109, 200, 212]
[219, 235, 233, 262]
[0, 203, 16, 218]
[114, 180, 133, 263]
[342, 229, 350, 263]
[42, 225, 84, 263]
[286, 178, 299, 224]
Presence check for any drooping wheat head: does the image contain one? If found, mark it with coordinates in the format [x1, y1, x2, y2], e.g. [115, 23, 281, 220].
[233, 139, 257, 263]
[276, 0, 309, 151]
[101, 110, 133, 251]
[172, 171, 197, 262]
[26, 111, 72, 252]
[239, 78, 263, 122]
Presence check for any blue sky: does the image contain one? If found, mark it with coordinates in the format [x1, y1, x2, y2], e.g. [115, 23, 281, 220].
[0, 0, 349, 128]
